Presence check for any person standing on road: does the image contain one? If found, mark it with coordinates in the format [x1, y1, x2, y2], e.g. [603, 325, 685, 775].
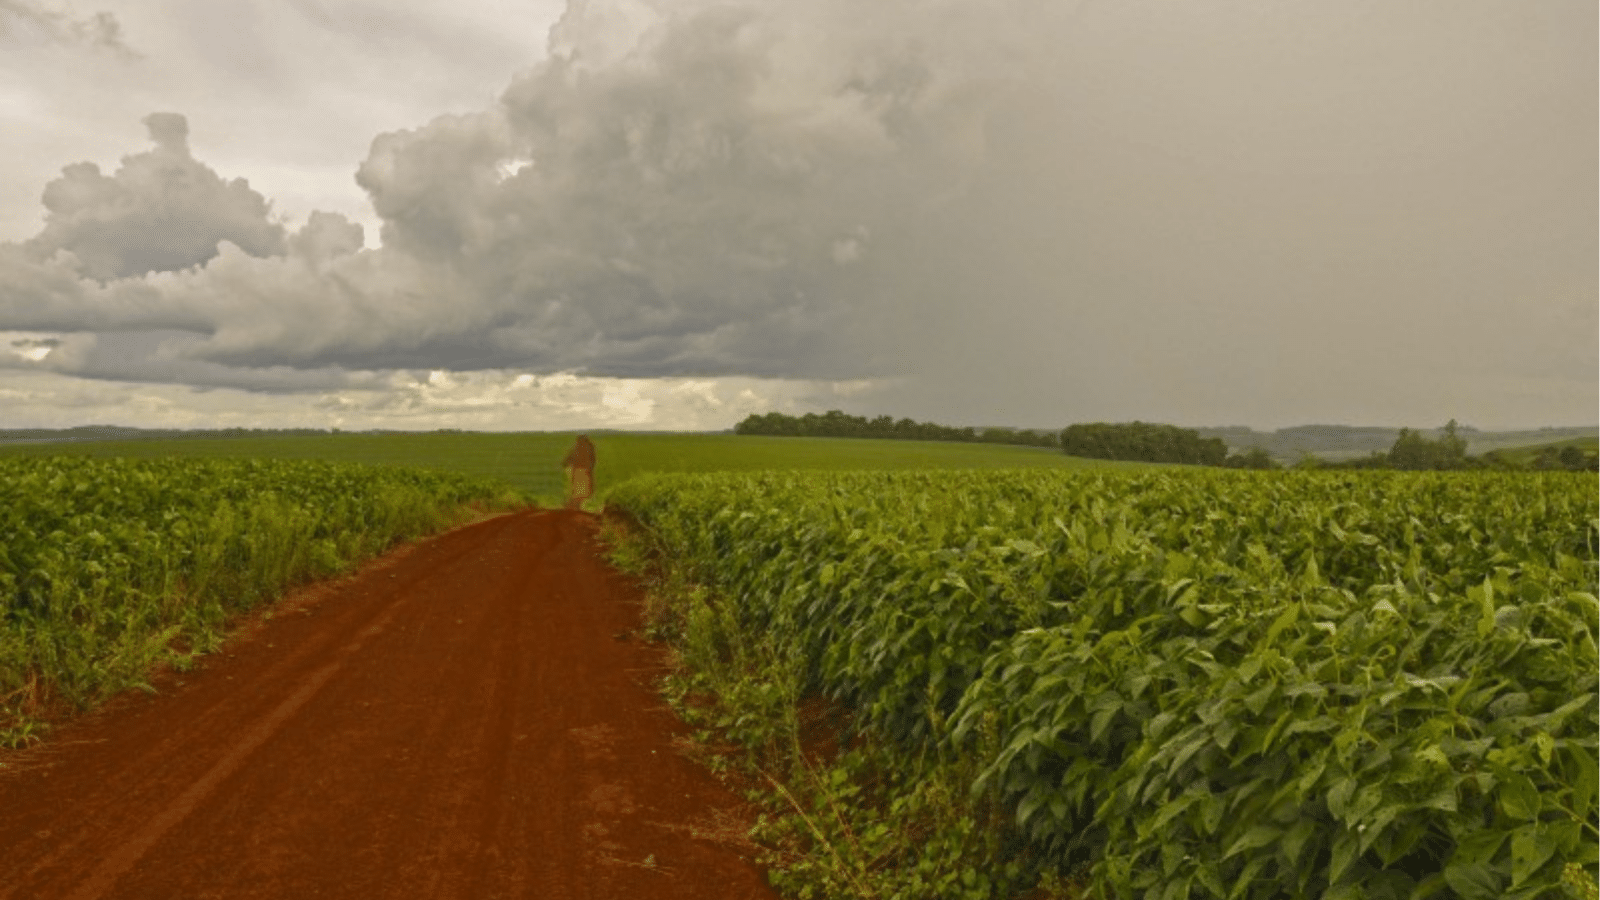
[562, 434, 597, 509]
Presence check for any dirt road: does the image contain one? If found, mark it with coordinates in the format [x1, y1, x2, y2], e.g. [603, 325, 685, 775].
[0, 509, 779, 899]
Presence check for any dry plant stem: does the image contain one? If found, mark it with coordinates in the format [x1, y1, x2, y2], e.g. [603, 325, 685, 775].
[795, 746, 880, 870]
[762, 771, 877, 900]
[594, 852, 675, 874]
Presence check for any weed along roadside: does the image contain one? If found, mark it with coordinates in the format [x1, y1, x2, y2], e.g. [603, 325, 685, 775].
[602, 469, 1600, 900]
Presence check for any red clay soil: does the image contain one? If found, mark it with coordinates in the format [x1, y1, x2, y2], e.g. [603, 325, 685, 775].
[0, 509, 780, 900]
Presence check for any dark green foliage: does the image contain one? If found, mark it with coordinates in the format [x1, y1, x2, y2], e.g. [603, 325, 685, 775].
[1531, 446, 1600, 473]
[1059, 421, 1230, 465]
[610, 469, 1600, 899]
[1387, 421, 1471, 471]
[1221, 447, 1281, 469]
[734, 410, 1059, 448]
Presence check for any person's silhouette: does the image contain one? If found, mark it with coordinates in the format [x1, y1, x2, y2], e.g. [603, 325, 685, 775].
[562, 435, 596, 509]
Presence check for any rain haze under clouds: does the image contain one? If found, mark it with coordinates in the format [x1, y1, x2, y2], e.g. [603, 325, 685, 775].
[1, 0, 1594, 432]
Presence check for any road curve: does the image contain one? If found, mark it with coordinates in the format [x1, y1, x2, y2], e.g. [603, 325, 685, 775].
[0, 509, 778, 900]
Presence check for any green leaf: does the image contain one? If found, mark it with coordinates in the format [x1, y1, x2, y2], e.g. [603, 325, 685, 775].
[1566, 744, 1598, 822]
[1327, 829, 1360, 885]
[1451, 829, 1509, 866]
[1420, 783, 1458, 813]
[1488, 692, 1531, 719]
[1198, 792, 1225, 837]
[1532, 732, 1554, 766]
[1499, 771, 1541, 821]
[1509, 825, 1557, 888]
[1236, 652, 1264, 683]
[1443, 861, 1503, 900]
[1243, 682, 1277, 716]
[1347, 784, 1384, 826]
[1278, 817, 1317, 870]
[1326, 777, 1357, 820]
[1298, 553, 1321, 587]
[1223, 824, 1283, 860]
[1265, 604, 1301, 644]
[1146, 791, 1199, 837]
[1474, 577, 1496, 639]
[1358, 803, 1406, 855]
[1090, 708, 1118, 745]
[1296, 751, 1328, 794]
[1193, 860, 1226, 898]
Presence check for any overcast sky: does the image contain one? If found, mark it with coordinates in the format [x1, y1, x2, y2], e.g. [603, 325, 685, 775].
[1, 0, 1594, 432]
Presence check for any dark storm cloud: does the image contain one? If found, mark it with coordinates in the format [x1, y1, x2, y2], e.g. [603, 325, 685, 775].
[0, 0, 1593, 430]
[23, 113, 287, 281]
[0, 328, 370, 392]
[5, 0, 1027, 381]
[334, 0, 1019, 378]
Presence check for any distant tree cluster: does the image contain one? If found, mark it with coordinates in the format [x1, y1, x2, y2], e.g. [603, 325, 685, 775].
[1388, 421, 1471, 470]
[1058, 421, 1279, 467]
[1218, 447, 1281, 470]
[1526, 445, 1600, 472]
[1480, 444, 1600, 472]
[1313, 420, 1598, 472]
[734, 410, 1059, 447]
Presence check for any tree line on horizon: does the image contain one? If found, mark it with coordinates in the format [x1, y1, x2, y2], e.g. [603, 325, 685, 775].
[1058, 421, 1280, 467]
[736, 412, 1598, 472]
[1314, 420, 1599, 472]
[733, 410, 1060, 447]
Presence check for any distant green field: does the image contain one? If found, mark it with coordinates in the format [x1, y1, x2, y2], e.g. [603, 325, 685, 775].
[0, 432, 1131, 507]
[1488, 435, 1599, 465]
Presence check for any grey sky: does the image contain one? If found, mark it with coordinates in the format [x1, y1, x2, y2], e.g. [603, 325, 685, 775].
[0, 0, 1593, 431]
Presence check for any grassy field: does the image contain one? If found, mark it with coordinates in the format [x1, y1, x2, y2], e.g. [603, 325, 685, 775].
[1488, 435, 1600, 465]
[0, 432, 1133, 506]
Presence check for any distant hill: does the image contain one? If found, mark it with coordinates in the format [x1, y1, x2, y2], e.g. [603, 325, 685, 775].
[0, 426, 339, 444]
[1194, 424, 1599, 464]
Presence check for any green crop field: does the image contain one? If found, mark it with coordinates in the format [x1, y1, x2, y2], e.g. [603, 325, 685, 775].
[10, 429, 1593, 897]
[608, 467, 1600, 899]
[0, 431, 1131, 506]
[0, 432, 1127, 746]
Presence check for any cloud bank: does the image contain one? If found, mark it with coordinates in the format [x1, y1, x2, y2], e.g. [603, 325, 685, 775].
[25, 112, 288, 281]
[4, 0, 1032, 386]
[0, 0, 1593, 430]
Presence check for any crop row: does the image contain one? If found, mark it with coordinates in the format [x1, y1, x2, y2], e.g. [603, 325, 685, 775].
[0, 455, 520, 741]
[608, 468, 1598, 899]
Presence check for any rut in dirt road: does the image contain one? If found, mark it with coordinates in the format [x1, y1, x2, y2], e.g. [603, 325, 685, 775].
[0, 509, 780, 900]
